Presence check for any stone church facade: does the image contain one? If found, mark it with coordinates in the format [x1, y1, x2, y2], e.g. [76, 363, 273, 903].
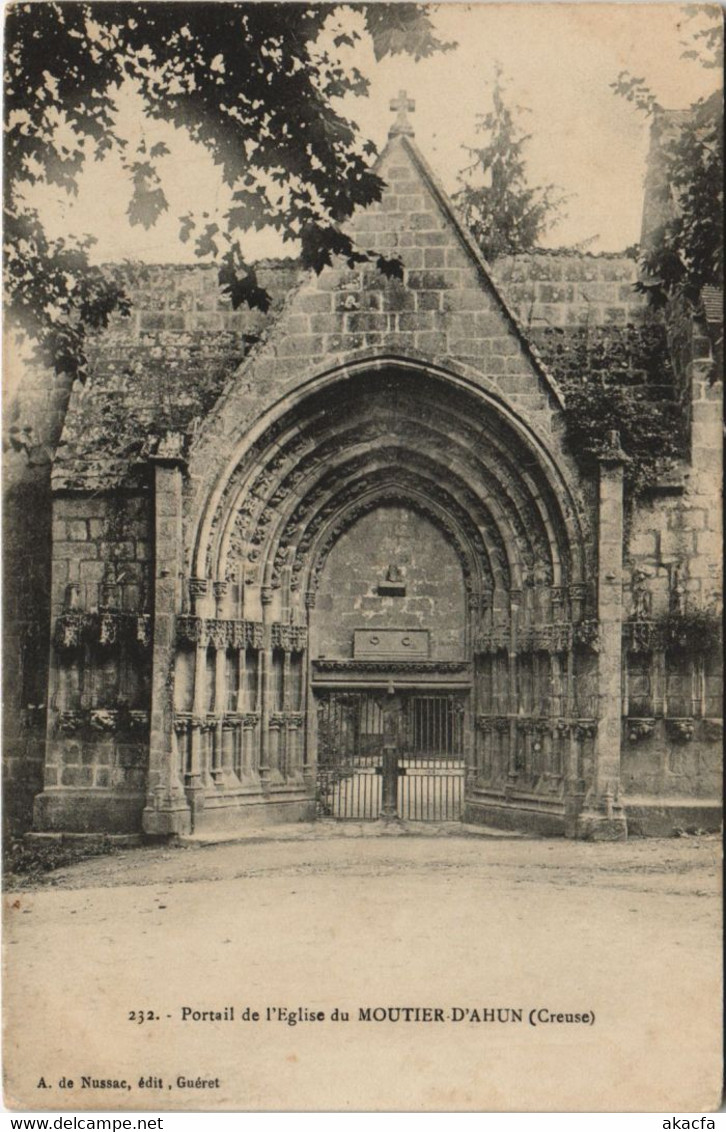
[5, 106, 722, 840]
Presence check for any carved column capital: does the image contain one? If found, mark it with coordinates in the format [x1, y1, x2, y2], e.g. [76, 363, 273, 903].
[189, 577, 210, 599]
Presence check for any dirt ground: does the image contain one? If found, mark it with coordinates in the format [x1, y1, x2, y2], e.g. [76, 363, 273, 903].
[4, 826, 722, 1112]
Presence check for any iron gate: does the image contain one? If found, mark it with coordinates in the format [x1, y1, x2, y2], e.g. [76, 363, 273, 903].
[315, 691, 466, 821]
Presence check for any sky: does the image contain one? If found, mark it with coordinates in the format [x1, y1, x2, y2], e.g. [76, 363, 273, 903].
[25, 2, 722, 264]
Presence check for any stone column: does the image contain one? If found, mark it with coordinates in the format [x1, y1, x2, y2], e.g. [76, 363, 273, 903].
[142, 436, 191, 837]
[258, 586, 273, 785]
[380, 691, 402, 820]
[577, 432, 628, 840]
[505, 589, 521, 788]
[303, 590, 316, 785]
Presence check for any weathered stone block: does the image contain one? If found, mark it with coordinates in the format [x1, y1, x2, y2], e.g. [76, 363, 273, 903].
[277, 335, 324, 358]
[61, 765, 93, 787]
[415, 331, 448, 355]
[443, 289, 491, 312]
[297, 292, 333, 314]
[54, 541, 98, 561]
[382, 288, 416, 313]
[415, 291, 442, 311]
[309, 314, 342, 335]
[98, 540, 136, 560]
[346, 312, 389, 335]
[627, 529, 658, 558]
[696, 530, 722, 560]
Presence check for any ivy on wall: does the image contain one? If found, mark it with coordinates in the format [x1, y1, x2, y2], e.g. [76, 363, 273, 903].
[533, 320, 684, 497]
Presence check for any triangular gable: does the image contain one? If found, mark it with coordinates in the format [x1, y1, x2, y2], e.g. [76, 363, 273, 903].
[186, 127, 581, 515]
[368, 131, 566, 408]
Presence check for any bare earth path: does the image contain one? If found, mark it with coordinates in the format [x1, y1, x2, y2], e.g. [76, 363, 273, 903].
[4, 829, 722, 1112]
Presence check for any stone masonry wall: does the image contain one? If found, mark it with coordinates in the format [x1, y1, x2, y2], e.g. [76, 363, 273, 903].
[620, 306, 722, 802]
[36, 491, 154, 832]
[184, 134, 589, 556]
[313, 507, 467, 662]
[3, 364, 74, 834]
[492, 252, 648, 330]
[53, 261, 298, 492]
[8, 129, 722, 833]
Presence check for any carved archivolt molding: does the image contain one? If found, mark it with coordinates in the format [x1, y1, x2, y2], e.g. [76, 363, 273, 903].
[250, 417, 548, 576]
[197, 369, 586, 594]
[265, 449, 507, 592]
[305, 490, 479, 596]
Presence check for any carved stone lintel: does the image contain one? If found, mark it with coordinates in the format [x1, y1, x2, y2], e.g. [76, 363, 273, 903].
[516, 624, 573, 654]
[516, 717, 551, 736]
[312, 659, 470, 675]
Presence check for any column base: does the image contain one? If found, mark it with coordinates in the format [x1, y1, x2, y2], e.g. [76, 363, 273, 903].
[574, 809, 628, 841]
[142, 800, 192, 838]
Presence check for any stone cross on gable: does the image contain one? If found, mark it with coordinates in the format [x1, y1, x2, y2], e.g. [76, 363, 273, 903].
[389, 89, 415, 137]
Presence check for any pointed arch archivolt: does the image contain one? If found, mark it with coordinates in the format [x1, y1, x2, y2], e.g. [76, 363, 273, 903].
[190, 357, 590, 609]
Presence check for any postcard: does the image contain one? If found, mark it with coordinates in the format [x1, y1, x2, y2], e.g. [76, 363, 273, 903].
[3, 2, 722, 1112]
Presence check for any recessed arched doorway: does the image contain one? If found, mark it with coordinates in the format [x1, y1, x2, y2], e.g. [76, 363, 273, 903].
[180, 358, 594, 832]
[311, 500, 471, 820]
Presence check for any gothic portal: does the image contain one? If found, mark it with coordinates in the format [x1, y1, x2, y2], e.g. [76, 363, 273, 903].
[21, 97, 721, 840]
